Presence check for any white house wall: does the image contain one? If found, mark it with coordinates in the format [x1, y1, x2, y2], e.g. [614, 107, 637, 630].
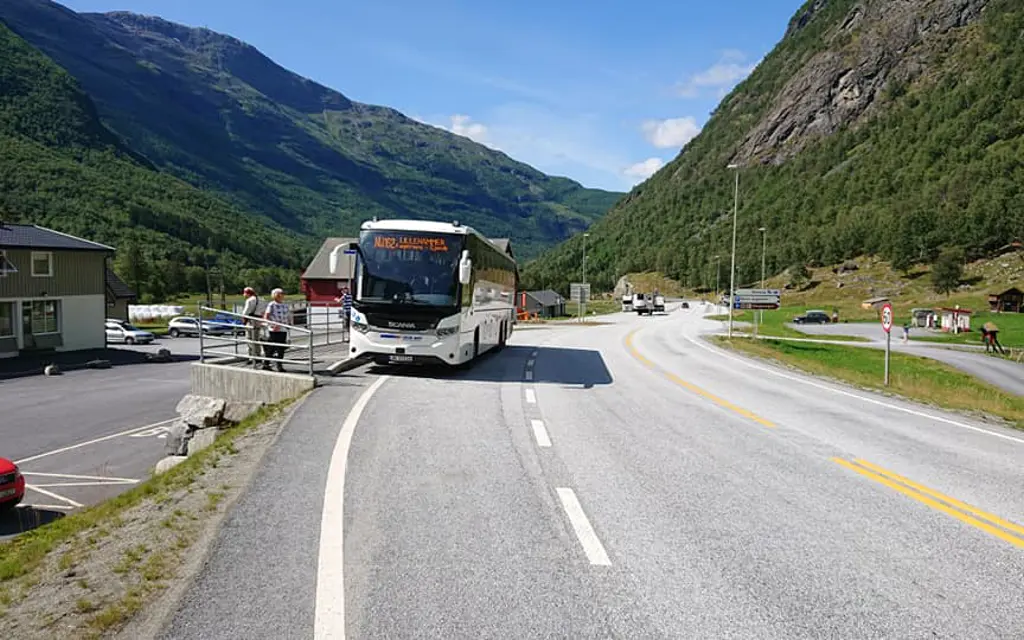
[60, 294, 106, 351]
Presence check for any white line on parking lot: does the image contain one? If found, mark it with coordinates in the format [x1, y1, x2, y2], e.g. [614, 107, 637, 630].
[26, 485, 84, 508]
[18, 503, 74, 511]
[525, 389, 536, 404]
[22, 471, 139, 483]
[556, 488, 611, 566]
[531, 419, 551, 447]
[14, 418, 177, 465]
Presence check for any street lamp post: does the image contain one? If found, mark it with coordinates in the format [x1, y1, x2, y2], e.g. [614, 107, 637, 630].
[714, 254, 721, 311]
[759, 226, 767, 329]
[727, 163, 740, 338]
[580, 232, 590, 321]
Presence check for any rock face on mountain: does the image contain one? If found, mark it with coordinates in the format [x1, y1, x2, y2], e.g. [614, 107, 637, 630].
[524, 0, 1023, 293]
[741, 0, 989, 164]
[0, 0, 622, 259]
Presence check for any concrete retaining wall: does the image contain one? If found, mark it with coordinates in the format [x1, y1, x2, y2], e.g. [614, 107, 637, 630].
[190, 363, 316, 404]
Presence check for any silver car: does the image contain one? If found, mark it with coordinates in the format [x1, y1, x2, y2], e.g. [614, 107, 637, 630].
[105, 319, 156, 345]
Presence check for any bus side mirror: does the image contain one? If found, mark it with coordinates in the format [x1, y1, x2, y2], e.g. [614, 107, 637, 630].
[458, 250, 472, 285]
[329, 242, 359, 275]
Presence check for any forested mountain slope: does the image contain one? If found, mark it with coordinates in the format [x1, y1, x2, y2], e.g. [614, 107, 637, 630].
[524, 0, 1024, 292]
[0, 0, 622, 260]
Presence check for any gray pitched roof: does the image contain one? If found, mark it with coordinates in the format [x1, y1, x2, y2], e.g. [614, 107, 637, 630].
[302, 237, 357, 280]
[106, 267, 136, 299]
[526, 289, 564, 307]
[489, 238, 513, 258]
[0, 223, 114, 252]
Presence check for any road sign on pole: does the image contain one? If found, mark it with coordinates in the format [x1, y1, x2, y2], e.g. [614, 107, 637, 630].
[880, 302, 893, 386]
[734, 288, 781, 311]
[570, 283, 591, 322]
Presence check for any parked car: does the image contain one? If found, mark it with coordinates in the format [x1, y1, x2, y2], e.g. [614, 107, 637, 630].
[208, 312, 246, 336]
[793, 310, 831, 324]
[0, 458, 25, 512]
[105, 319, 156, 345]
[166, 315, 230, 338]
[680, 301, 690, 309]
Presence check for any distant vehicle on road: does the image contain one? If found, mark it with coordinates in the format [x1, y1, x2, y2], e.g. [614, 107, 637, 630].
[680, 301, 689, 310]
[653, 294, 666, 313]
[793, 310, 831, 324]
[0, 458, 25, 511]
[166, 315, 230, 338]
[104, 319, 155, 345]
[634, 293, 653, 316]
[327, 219, 517, 367]
[621, 295, 633, 312]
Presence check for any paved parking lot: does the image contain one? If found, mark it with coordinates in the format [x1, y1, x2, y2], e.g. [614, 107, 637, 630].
[0, 336, 203, 536]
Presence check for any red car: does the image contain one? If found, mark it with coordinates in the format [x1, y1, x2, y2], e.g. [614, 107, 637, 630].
[0, 458, 25, 511]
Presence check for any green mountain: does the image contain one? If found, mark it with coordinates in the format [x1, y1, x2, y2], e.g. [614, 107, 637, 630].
[0, 19, 310, 299]
[0, 0, 622, 261]
[523, 0, 1024, 293]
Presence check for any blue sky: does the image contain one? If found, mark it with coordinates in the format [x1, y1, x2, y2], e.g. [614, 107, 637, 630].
[61, 0, 805, 192]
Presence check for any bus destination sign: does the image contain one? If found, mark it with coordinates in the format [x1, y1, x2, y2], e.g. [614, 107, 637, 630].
[373, 235, 450, 252]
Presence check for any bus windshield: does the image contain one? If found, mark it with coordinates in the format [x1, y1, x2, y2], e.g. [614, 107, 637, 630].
[356, 230, 463, 307]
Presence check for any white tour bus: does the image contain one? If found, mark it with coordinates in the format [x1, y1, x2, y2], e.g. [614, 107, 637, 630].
[329, 218, 518, 366]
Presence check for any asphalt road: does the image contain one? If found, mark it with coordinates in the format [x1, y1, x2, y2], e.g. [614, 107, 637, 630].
[160, 306, 1024, 639]
[0, 337, 201, 520]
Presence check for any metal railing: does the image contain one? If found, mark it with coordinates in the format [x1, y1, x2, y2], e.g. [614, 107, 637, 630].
[197, 305, 317, 376]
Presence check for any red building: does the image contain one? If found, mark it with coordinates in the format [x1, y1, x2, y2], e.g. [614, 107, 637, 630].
[300, 237, 357, 303]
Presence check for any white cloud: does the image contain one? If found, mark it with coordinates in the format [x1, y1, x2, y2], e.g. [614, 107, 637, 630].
[447, 114, 489, 144]
[676, 51, 759, 98]
[622, 157, 665, 182]
[641, 117, 701, 149]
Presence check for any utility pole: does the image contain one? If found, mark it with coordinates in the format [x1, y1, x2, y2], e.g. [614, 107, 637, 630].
[580, 232, 590, 321]
[727, 163, 741, 338]
[714, 254, 721, 311]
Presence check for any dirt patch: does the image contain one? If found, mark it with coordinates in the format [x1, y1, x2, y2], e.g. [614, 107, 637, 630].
[0, 395, 307, 639]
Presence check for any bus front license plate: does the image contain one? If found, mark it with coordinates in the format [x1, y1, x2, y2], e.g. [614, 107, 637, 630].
[389, 355, 413, 363]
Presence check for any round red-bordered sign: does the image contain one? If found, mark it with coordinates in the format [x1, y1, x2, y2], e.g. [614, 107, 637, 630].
[880, 302, 893, 334]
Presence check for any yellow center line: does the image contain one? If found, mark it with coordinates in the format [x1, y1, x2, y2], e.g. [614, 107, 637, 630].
[624, 329, 776, 429]
[851, 458, 1024, 538]
[833, 458, 1024, 549]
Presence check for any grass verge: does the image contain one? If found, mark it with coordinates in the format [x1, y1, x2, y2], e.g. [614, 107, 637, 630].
[703, 309, 870, 342]
[0, 396, 302, 638]
[714, 337, 1024, 429]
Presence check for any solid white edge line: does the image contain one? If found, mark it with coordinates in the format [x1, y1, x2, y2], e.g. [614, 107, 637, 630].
[556, 488, 611, 566]
[315, 375, 390, 640]
[525, 371, 534, 381]
[14, 418, 178, 465]
[525, 389, 536, 404]
[531, 419, 552, 447]
[685, 334, 1024, 445]
[25, 484, 84, 508]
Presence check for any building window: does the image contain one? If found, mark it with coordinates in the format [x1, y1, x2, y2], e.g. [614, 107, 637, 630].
[0, 251, 16, 277]
[0, 302, 13, 337]
[31, 251, 53, 277]
[29, 300, 60, 334]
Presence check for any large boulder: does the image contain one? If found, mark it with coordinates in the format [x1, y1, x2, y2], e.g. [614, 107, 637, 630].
[164, 419, 193, 456]
[176, 394, 226, 428]
[186, 428, 218, 456]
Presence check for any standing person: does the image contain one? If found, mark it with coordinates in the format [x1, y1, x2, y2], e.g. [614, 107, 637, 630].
[336, 287, 352, 340]
[241, 287, 262, 367]
[984, 321, 1006, 355]
[262, 288, 290, 372]
[902, 322, 910, 344]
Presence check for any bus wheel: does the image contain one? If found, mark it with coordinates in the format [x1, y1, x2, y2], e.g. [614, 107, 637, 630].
[497, 322, 506, 350]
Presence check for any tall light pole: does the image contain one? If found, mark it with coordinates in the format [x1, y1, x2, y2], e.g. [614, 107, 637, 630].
[727, 163, 740, 338]
[580, 232, 590, 321]
[713, 254, 721, 310]
[759, 226, 767, 327]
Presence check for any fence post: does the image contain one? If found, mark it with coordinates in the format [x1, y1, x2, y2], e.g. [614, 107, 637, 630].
[198, 306, 205, 363]
[308, 328, 314, 376]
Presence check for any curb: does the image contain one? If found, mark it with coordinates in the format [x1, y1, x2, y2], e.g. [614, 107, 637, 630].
[327, 357, 370, 376]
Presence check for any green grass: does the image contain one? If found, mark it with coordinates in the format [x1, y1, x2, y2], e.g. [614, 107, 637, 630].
[912, 311, 1024, 349]
[705, 306, 870, 342]
[718, 337, 1024, 428]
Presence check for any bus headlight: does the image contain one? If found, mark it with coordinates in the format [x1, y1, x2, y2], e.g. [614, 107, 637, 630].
[436, 325, 458, 337]
[352, 318, 369, 333]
